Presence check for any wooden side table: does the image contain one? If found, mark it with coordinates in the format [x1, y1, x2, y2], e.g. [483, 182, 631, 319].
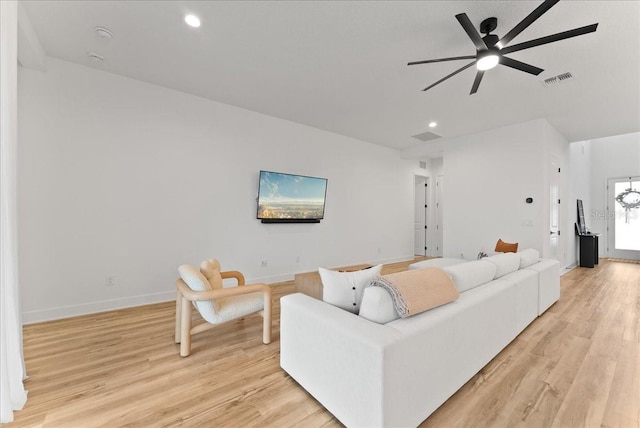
[294, 264, 372, 300]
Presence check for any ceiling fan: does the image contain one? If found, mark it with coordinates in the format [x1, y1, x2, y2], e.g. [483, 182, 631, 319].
[408, 0, 598, 94]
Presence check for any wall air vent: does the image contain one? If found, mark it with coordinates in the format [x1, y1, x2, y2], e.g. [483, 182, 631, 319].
[542, 72, 574, 87]
[411, 131, 441, 142]
[419, 161, 427, 169]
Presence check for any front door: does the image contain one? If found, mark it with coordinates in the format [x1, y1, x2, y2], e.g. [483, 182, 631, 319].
[607, 176, 640, 260]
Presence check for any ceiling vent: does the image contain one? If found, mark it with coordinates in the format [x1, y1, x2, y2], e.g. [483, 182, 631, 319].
[542, 72, 574, 87]
[411, 131, 441, 142]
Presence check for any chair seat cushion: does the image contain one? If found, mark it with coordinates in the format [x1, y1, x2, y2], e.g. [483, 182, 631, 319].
[214, 292, 265, 323]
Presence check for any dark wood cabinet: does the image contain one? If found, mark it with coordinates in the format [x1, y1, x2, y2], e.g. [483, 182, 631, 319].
[579, 234, 599, 268]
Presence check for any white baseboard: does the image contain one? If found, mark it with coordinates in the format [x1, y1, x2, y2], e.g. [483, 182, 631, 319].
[22, 290, 176, 325]
[22, 255, 417, 324]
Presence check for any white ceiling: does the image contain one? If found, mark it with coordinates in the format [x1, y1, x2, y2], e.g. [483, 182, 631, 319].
[20, 1, 640, 156]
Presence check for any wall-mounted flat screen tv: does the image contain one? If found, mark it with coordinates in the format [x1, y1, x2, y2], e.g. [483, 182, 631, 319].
[257, 170, 328, 223]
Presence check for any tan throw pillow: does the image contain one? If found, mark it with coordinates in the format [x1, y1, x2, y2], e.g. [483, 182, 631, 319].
[495, 238, 518, 253]
[200, 259, 223, 289]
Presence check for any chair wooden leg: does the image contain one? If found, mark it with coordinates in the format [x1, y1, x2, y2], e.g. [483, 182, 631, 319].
[175, 291, 182, 344]
[180, 297, 192, 357]
[262, 289, 272, 344]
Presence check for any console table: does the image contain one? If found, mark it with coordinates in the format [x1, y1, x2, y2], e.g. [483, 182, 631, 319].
[294, 264, 372, 299]
[578, 233, 599, 268]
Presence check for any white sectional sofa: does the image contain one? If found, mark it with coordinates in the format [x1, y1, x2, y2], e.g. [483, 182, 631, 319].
[280, 250, 560, 428]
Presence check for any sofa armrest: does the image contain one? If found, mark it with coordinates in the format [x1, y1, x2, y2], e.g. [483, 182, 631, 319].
[280, 293, 400, 427]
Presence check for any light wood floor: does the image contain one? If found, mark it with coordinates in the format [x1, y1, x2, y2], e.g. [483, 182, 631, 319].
[7, 258, 639, 427]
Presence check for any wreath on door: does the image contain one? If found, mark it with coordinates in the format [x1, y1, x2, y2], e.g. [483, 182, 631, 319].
[615, 178, 640, 223]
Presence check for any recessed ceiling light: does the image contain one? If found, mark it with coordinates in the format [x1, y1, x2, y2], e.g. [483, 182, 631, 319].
[185, 14, 201, 28]
[428, 121, 437, 128]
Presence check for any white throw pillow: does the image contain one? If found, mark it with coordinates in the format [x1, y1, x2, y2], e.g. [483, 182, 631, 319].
[359, 286, 399, 324]
[319, 264, 383, 313]
[518, 248, 540, 269]
[443, 260, 497, 293]
[485, 252, 521, 278]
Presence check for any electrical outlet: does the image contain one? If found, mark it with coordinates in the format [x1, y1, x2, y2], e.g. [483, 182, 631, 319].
[106, 275, 116, 286]
[260, 260, 268, 268]
[296, 256, 300, 264]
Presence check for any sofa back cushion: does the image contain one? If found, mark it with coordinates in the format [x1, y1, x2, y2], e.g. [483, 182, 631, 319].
[442, 260, 497, 293]
[485, 253, 521, 278]
[518, 248, 540, 269]
[359, 286, 400, 324]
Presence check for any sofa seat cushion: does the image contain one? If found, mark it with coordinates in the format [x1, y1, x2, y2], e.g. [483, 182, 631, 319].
[320, 264, 383, 313]
[485, 253, 520, 278]
[442, 260, 497, 293]
[518, 248, 540, 269]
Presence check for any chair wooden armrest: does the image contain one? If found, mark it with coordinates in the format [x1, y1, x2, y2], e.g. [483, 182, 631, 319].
[175, 279, 270, 301]
[220, 270, 245, 285]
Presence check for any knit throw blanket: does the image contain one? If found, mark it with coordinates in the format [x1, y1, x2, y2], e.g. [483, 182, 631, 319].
[371, 267, 459, 318]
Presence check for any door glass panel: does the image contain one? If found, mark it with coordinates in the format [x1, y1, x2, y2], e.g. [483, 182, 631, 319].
[614, 180, 640, 251]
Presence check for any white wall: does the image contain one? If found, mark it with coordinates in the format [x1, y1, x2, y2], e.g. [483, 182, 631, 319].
[18, 58, 417, 323]
[587, 132, 640, 256]
[442, 119, 569, 264]
[541, 120, 571, 267]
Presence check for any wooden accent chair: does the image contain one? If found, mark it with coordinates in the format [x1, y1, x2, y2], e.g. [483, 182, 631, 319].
[175, 259, 272, 357]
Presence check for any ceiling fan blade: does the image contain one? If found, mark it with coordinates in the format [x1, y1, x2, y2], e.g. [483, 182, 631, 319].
[408, 55, 476, 66]
[501, 23, 598, 55]
[470, 70, 484, 94]
[455, 13, 488, 51]
[497, 0, 560, 48]
[422, 61, 476, 91]
[500, 56, 544, 75]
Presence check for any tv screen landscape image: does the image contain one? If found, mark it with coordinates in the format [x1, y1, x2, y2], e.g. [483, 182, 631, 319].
[257, 170, 328, 223]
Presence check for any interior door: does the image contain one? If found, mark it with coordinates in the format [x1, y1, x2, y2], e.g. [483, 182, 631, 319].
[549, 157, 561, 262]
[435, 175, 443, 257]
[414, 176, 428, 256]
[607, 176, 640, 260]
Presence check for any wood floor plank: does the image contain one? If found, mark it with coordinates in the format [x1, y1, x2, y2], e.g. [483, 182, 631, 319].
[5, 258, 639, 428]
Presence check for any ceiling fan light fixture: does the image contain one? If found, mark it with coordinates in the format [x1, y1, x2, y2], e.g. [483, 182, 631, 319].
[477, 52, 499, 71]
